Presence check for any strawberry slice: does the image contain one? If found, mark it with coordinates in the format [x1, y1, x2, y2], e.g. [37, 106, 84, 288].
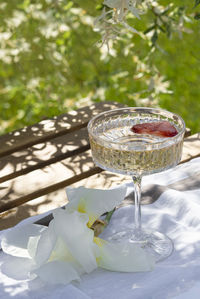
[131, 121, 178, 137]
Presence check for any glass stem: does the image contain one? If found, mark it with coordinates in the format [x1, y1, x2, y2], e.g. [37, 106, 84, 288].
[132, 175, 142, 231]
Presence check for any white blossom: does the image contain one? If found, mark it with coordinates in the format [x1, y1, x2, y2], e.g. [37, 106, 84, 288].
[1, 186, 155, 285]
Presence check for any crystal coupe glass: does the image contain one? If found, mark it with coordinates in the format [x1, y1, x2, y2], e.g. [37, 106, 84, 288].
[88, 107, 185, 261]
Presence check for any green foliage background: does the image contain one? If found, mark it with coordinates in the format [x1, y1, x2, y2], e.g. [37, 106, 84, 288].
[0, 0, 199, 134]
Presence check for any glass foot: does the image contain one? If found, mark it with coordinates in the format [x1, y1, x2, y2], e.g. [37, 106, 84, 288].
[105, 228, 173, 262]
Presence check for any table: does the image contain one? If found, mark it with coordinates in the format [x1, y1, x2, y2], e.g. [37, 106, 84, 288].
[0, 101, 200, 230]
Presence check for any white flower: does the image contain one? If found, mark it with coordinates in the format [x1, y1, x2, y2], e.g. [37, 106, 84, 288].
[1, 186, 154, 285]
[66, 186, 126, 226]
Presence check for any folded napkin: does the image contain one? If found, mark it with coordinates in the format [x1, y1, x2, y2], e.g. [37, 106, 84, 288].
[1, 157, 200, 299]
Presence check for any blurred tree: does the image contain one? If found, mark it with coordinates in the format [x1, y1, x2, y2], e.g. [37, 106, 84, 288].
[0, 0, 199, 133]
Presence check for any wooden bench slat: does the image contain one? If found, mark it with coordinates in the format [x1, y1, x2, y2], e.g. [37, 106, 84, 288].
[0, 127, 90, 183]
[181, 133, 200, 163]
[0, 101, 124, 158]
[0, 167, 102, 213]
[0, 150, 100, 213]
[184, 127, 192, 138]
[0, 133, 198, 214]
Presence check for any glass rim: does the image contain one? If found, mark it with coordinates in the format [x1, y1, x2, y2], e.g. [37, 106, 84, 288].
[87, 106, 186, 147]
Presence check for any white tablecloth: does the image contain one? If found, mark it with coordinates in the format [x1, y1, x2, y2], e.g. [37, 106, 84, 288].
[1, 157, 200, 299]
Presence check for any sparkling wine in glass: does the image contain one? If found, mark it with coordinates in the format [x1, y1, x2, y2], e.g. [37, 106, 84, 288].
[87, 107, 185, 261]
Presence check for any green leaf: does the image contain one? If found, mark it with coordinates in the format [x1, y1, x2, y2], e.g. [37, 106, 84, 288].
[17, 0, 30, 10]
[63, 1, 73, 11]
[151, 31, 158, 45]
[144, 25, 156, 34]
[194, 12, 200, 19]
[158, 25, 166, 33]
[194, 0, 200, 8]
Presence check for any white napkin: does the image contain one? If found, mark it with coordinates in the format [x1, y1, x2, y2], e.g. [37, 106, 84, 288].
[1, 157, 200, 299]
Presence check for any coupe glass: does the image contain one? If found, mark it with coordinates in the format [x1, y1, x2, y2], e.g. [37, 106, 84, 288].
[87, 107, 185, 261]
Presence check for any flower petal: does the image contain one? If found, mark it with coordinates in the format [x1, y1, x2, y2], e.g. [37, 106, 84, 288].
[32, 220, 57, 266]
[27, 235, 41, 260]
[66, 185, 126, 226]
[53, 208, 98, 273]
[1, 224, 46, 258]
[34, 261, 81, 285]
[1, 255, 36, 281]
[97, 240, 155, 272]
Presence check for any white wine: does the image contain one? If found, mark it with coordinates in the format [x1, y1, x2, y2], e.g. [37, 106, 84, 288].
[89, 123, 183, 176]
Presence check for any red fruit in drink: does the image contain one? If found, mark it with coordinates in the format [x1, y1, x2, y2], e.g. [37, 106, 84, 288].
[131, 121, 178, 137]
